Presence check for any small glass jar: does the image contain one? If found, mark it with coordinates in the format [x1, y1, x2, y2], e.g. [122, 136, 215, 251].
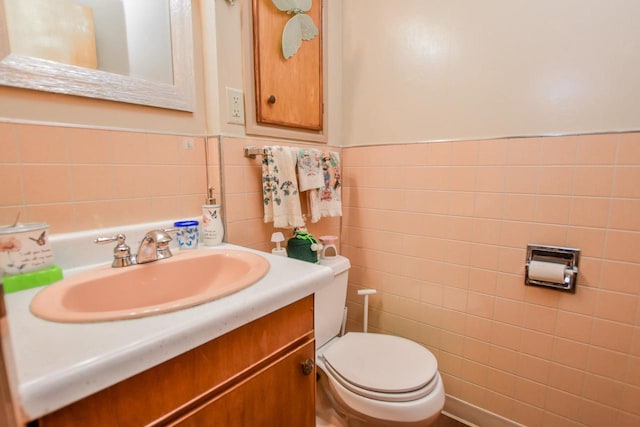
[173, 220, 199, 250]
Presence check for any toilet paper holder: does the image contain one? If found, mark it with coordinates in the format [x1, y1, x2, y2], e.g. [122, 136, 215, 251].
[525, 244, 580, 292]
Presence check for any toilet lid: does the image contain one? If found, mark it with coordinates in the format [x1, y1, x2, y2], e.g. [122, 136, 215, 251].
[321, 332, 438, 394]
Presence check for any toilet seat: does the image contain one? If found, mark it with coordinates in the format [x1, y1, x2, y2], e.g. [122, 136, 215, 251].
[321, 332, 438, 402]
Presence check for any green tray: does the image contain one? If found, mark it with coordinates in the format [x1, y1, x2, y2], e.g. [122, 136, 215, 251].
[2, 265, 63, 293]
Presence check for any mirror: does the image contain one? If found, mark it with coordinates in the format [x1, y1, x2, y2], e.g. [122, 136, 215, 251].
[0, 0, 194, 111]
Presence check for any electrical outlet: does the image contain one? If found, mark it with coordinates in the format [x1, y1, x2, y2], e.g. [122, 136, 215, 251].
[226, 87, 245, 124]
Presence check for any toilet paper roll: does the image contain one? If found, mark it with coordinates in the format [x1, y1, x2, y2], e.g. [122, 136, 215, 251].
[528, 260, 566, 283]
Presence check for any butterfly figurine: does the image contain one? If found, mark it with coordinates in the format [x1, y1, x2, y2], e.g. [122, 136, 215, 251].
[272, 0, 318, 59]
[29, 231, 47, 246]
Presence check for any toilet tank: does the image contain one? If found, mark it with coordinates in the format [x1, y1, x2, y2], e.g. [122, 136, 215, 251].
[315, 256, 351, 349]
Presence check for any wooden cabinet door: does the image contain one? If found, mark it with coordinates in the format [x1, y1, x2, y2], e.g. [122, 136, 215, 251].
[252, 0, 323, 131]
[172, 341, 316, 427]
[37, 297, 314, 427]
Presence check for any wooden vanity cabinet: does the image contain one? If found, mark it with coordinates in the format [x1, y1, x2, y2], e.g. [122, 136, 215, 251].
[37, 296, 315, 427]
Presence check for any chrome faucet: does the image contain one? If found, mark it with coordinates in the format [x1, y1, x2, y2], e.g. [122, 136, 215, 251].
[94, 229, 177, 267]
[135, 229, 175, 264]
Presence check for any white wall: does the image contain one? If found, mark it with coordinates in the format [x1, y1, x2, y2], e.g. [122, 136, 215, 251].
[342, 0, 640, 146]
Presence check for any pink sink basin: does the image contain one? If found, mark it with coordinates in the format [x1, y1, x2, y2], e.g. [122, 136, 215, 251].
[30, 249, 270, 323]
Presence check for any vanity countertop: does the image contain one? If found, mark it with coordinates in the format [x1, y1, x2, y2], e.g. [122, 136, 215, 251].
[4, 243, 333, 420]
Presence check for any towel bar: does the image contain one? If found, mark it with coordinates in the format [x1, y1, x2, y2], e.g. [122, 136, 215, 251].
[244, 146, 270, 158]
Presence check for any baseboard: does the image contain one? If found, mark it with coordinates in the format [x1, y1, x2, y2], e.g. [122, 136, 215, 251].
[443, 395, 525, 427]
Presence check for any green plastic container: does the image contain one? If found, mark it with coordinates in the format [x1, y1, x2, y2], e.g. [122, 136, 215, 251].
[287, 230, 319, 264]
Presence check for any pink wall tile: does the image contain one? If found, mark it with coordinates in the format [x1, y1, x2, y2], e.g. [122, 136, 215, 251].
[111, 131, 148, 164]
[609, 199, 640, 232]
[604, 230, 640, 263]
[112, 165, 151, 199]
[536, 195, 571, 224]
[505, 166, 539, 194]
[1, 123, 209, 233]
[544, 388, 581, 421]
[68, 128, 112, 163]
[475, 166, 506, 193]
[612, 166, 640, 198]
[538, 166, 574, 195]
[569, 197, 610, 228]
[573, 166, 614, 197]
[71, 165, 114, 201]
[22, 164, 72, 204]
[0, 164, 23, 206]
[341, 132, 640, 426]
[149, 165, 182, 197]
[520, 330, 554, 359]
[599, 260, 640, 293]
[401, 144, 430, 166]
[590, 319, 634, 353]
[552, 338, 589, 370]
[507, 138, 540, 165]
[586, 346, 628, 381]
[575, 134, 618, 165]
[518, 353, 550, 386]
[425, 142, 451, 165]
[17, 124, 68, 163]
[555, 311, 593, 343]
[539, 136, 577, 166]
[147, 134, 181, 165]
[477, 138, 509, 165]
[450, 140, 478, 166]
[0, 122, 18, 163]
[594, 290, 638, 324]
[617, 133, 640, 165]
[547, 363, 585, 395]
[27, 204, 75, 233]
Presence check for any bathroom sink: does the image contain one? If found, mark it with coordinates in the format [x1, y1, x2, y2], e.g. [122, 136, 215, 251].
[30, 249, 270, 323]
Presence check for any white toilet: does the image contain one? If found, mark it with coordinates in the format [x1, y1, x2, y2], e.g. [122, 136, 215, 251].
[315, 256, 445, 426]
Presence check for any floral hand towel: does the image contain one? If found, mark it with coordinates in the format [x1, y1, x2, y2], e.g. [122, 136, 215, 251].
[262, 146, 305, 228]
[309, 151, 342, 223]
[296, 148, 324, 191]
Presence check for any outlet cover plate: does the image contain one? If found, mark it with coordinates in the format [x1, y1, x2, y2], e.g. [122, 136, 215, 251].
[226, 87, 245, 124]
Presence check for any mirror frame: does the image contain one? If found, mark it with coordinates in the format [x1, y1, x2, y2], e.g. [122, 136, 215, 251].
[0, 0, 194, 112]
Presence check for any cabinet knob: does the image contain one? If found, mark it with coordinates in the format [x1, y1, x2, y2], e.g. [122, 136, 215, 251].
[267, 95, 276, 104]
[300, 359, 314, 376]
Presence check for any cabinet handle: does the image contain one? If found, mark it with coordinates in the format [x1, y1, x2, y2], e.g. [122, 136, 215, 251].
[267, 95, 276, 104]
[300, 359, 314, 376]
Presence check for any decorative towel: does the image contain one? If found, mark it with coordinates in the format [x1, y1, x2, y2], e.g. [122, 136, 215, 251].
[309, 151, 342, 223]
[262, 146, 305, 229]
[296, 148, 324, 191]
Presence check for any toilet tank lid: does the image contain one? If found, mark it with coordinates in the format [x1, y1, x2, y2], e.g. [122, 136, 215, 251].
[320, 256, 350, 275]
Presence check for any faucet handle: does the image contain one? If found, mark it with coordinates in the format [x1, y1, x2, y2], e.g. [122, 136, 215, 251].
[94, 233, 133, 268]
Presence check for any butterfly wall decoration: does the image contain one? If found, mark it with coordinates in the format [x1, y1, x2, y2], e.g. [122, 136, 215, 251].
[272, 0, 318, 59]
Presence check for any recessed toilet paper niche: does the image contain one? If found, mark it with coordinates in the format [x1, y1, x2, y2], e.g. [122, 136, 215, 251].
[525, 244, 580, 292]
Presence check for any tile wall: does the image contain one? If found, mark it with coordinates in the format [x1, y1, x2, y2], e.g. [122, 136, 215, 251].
[3, 120, 638, 426]
[340, 133, 640, 427]
[0, 122, 214, 233]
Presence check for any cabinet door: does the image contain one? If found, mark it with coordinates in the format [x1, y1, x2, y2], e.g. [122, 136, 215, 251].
[173, 341, 316, 427]
[252, 0, 323, 131]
